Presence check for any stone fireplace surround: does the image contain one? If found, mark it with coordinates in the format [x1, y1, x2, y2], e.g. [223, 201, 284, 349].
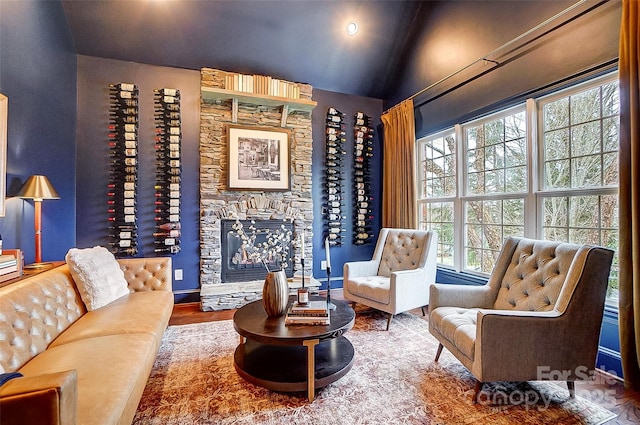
[199, 68, 317, 311]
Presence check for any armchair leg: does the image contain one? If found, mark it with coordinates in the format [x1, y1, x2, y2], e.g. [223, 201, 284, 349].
[567, 381, 575, 398]
[421, 306, 427, 316]
[472, 380, 483, 404]
[386, 313, 393, 330]
[435, 343, 444, 362]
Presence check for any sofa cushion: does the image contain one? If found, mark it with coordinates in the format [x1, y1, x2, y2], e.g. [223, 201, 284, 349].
[49, 291, 173, 348]
[65, 246, 130, 311]
[19, 334, 159, 425]
[430, 306, 478, 361]
[343, 275, 391, 305]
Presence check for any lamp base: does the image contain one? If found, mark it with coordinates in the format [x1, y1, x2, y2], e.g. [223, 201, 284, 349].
[24, 262, 54, 270]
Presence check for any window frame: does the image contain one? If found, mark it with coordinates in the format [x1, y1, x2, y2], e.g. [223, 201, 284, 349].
[415, 72, 619, 302]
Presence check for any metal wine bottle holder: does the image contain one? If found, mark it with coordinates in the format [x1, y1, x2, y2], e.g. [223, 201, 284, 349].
[107, 82, 139, 257]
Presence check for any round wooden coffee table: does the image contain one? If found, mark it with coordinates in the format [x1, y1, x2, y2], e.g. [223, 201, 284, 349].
[233, 296, 355, 401]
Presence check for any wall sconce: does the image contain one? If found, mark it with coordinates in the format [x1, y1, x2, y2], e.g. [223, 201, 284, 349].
[16, 175, 60, 267]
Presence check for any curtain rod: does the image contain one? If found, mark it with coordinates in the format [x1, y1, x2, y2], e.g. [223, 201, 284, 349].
[383, 0, 607, 115]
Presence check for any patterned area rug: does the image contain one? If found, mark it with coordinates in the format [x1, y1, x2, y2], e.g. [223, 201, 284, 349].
[133, 311, 616, 424]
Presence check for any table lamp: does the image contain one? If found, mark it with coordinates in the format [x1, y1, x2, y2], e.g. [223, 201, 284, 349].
[16, 175, 60, 268]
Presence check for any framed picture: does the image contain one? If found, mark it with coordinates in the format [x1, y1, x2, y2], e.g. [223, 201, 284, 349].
[0, 93, 7, 217]
[228, 125, 291, 191]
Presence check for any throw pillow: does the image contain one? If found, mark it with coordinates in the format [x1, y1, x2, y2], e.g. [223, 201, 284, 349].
[65, 246, 130, 311]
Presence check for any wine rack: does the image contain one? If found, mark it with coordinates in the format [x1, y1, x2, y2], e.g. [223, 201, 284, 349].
[153, 88, 182, 255]
[107, 83, 139, 257]
[353, 112, 374, 245]
[324, 107, 347, 246]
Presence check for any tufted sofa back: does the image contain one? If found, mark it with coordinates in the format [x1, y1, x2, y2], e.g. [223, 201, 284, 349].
[377, 229, 432, 278]
[492, 237, 583, 312]
[0, 265, 86, 374]
[0, 257, 172, 374]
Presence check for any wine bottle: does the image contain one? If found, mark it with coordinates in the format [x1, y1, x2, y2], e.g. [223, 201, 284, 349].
[111, 247, 138, 256]
[326, 134, 345, 142]
[154, 88, 179, 96]
[157, 222, 181, 231]
[154, 175, 181, 184]
[155, 159, 180, 168]
[154, 206, 180, 215]
[154, 238, 179, 246]
[155, 199, 180, 207]
[109, 239, 134, 248]
[325, 121, 345, 130]
[109, 83, 136, 92]
[327, 107, 345, 117]
[154, 183, 180, 192]
[154, 215, 179, 222]
[108, 215, 136, 223]
[154, 246, 181, 254]
[153, 230, 181, 238]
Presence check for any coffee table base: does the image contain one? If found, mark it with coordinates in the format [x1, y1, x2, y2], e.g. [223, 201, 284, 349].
[234, 336, 354, 401]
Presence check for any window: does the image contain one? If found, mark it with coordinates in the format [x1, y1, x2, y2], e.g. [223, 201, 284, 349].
[417, 73, 619, 303]
[463, 107, 527, 273]
[538, 78, 619, 302]
[417, 130, 456, 266]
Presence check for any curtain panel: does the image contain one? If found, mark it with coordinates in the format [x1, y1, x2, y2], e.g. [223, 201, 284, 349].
[618, 0, 640, 390]
[380, 99, 417, 229]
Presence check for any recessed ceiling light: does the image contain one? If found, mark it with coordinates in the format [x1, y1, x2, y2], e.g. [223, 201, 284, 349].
[347, 22, 358, 36]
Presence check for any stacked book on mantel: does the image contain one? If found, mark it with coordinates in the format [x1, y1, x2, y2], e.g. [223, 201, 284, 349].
[285, 300, 330, 326]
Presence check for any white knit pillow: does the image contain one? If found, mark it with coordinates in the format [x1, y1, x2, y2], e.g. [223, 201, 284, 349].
[65, 246, 130, 311]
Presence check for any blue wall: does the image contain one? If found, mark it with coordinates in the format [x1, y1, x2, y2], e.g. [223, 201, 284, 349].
[0, 0, 77, 263]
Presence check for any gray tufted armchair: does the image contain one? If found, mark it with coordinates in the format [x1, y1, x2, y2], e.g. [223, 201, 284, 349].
[429, 237, 614, 403]
[343, 228, 438, 330]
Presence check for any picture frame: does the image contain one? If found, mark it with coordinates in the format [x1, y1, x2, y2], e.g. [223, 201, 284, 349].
[227, 125, 291, 191]
[0, 93, 7, 217]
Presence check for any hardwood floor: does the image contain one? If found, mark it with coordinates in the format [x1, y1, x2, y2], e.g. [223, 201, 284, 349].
[169, 291, 640, 424]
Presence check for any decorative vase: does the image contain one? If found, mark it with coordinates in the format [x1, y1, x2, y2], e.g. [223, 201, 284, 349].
[262, 270, 289, 317]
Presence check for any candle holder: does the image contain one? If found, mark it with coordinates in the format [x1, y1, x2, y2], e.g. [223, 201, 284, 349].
[325, 237, 336, 310]
[297, 229, 309, 305]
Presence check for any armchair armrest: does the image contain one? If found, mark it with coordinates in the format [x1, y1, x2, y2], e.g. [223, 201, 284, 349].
[389, 268, 431, 312]
[429, 283, 494, 311]
[475, 309, 596, 381]
[344, 260, 379, 280]
[0, 370, 77, 425]
[118, 257, 172, 292]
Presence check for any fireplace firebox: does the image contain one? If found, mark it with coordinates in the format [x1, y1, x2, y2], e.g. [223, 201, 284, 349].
[221, 219, 294, 283]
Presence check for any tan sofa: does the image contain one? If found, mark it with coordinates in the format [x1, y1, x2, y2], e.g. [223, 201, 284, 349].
[0, 257, 174, 425]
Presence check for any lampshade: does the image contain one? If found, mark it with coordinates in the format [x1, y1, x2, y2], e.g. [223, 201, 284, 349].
[16, 175, 60, 201]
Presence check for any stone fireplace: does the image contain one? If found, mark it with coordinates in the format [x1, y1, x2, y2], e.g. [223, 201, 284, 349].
[199, 68, 317, 311]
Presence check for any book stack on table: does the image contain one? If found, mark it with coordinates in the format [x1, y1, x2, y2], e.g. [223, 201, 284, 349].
[0, 250, 22, 283]
[285, 300, 330, 326]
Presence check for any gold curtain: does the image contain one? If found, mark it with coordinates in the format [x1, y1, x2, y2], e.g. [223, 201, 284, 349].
[380, 99, 416, 228]
[619, 0, 640, 390]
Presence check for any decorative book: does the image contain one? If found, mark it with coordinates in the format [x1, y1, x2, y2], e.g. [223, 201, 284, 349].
[285, 301, 330, 326]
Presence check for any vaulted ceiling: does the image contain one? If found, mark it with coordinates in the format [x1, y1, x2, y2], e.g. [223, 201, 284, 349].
[61, 0, 429, 101]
